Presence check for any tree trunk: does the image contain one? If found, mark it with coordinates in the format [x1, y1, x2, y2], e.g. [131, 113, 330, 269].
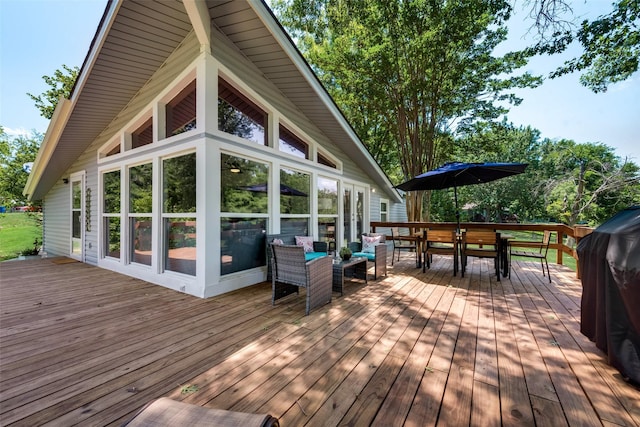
[406, 192, 424, 222]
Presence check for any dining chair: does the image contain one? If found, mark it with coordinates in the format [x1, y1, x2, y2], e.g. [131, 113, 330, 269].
[509, 230, 552, 282]
[461, 230, 500, 281]
[391, 227, 418, 266]
[423, 229, 458, 275]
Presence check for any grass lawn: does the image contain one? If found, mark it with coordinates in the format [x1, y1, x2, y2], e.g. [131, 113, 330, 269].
[507, 229, 577, 271]
[0, 212, 43, 261]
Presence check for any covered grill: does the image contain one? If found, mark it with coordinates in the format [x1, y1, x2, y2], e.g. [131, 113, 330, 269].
[577, 206, 640, 384]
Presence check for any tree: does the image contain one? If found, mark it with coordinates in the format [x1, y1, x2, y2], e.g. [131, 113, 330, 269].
[528, 0, 640, 92]
[538, 139, 639, 225]
[454, 121, 546, 221]
[0, 127, 43, 207]
[272, 0, 541, 221]
[27, 64, 79, 119]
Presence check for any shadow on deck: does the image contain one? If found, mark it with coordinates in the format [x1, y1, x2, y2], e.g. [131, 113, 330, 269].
[0, 255, 638, 426]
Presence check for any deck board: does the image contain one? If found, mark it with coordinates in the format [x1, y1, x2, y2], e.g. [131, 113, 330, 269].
[1, 255, 638, 426]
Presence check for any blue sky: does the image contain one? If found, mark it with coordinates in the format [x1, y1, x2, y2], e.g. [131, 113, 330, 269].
[1, 0, 638, 162]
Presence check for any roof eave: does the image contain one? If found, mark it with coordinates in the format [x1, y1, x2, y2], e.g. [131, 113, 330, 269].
[24, 97, 73, 201]
[24, 0, 121, 201]
[251, 1, 402, 203]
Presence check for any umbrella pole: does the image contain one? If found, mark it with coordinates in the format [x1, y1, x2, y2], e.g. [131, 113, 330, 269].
[454, 185, 460, 233]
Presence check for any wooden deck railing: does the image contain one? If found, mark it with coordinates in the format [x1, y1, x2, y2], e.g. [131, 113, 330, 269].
[370, 221, 594, 278]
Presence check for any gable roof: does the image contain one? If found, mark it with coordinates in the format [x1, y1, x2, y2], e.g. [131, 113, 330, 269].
[25, 0, 401, 203]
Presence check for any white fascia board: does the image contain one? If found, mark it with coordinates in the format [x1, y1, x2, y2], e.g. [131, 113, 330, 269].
[250, 2, 402, 203]
[24, 97, 72, 199]
[184, 0, 212, 54]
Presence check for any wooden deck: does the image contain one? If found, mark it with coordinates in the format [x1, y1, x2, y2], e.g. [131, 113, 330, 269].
[1, 255, 638, 426]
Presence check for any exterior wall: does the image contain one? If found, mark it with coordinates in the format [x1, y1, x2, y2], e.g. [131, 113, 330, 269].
[390, 199, 409, 222]
[44, 26, 405, 298]
[42, 182, 70, 257]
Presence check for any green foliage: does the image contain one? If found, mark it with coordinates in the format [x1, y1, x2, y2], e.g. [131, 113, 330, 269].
[451, 122, 640, 226]
[531, 0, 640, 92]
[163, 153, 196, 213]
[27, 64, 79, 119]
[0, 212, 42, 261]
[536, 139, 640, 225]
[129, 163, 153, 213]
[273, 0, 542, 221]
[0, 127, 42, 207]
[221, 155, 270, 214]
[339, 246, 352, 257]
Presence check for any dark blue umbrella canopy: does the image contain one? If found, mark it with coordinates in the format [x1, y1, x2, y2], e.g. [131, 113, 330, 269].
[396, 162, 528, 192]
[396, 161, 528, 230]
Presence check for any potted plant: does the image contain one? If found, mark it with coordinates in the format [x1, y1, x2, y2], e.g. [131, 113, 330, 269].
[339, 246, 352, 261]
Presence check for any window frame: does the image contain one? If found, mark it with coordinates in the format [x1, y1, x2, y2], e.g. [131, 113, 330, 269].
[161, 151, 197, 276]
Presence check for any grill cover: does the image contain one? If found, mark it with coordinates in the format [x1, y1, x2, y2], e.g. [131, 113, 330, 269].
[577, 206, 640, 384]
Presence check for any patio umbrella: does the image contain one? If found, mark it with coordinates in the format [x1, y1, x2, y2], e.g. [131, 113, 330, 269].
[396, 161, 528, 230]
[237, 183, 308, 197]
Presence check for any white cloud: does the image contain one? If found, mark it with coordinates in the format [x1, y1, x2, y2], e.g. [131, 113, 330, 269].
[2, 127, 31, 137]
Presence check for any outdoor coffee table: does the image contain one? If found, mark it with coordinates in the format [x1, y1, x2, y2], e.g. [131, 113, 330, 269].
[332, 256, 368, 295]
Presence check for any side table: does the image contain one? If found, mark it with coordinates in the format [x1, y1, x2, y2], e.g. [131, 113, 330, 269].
[332, 257, 368, 295]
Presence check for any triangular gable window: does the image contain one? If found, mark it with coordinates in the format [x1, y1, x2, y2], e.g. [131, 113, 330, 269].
[166, 80, 196, 137]
[279, 125, 309, 159]
[218, 77, 267, 146]
[132, 118, 153, 149]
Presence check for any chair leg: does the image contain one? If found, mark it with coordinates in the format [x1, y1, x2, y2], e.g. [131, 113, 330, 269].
[545, 258, 551, 282]
[453, 253, 457, 276]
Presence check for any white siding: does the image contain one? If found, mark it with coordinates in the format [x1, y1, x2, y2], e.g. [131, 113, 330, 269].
[42, 183, 70, 257]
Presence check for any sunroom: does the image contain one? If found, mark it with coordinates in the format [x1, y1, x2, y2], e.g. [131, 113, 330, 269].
[24, 0, 403, 299]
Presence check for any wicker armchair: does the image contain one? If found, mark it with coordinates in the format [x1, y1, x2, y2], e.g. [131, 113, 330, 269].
[271, 244, 332, 315]
[348, 234, 387, 279]
[266, 234, 328, 281]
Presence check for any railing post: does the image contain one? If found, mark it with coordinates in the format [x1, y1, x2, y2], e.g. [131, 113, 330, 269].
[555, 225, 563, 266]
[573, 225, 595, 279]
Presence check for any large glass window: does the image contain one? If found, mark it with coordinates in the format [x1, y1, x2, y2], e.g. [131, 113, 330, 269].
[279, 125, 309, 159]
[163, 153, 196, 214]
[280, 168, 310, 235]
[129, 163, 153, 266]
[318, 177, 338, 245]
[166, 81, 196, 137]
[221, 154, 269, 214]
[280, 168, 309, 215]
[163, 153, 196, 275]
[220, 154, 268, 275]
[218, 77, 266, 145]
[103, 170, 121, 259]
[131, 218, 152, 265]
[220, 218, 267, 275]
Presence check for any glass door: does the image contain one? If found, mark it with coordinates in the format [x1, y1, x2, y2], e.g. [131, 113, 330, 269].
[342, 184, 365, 246]
[70, 172, 85, 260]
